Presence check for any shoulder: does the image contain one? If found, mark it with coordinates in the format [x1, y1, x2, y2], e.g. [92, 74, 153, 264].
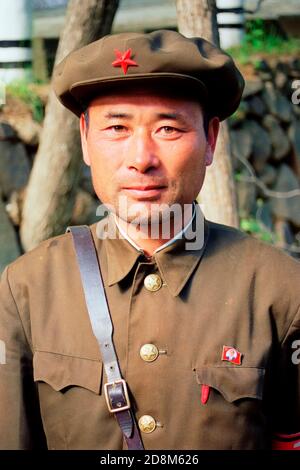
[206, 219, 300, 298]
[207, 219, 300, 270]
[206, 219, 300, 321]
[6, 231, 73, 280]
[5, 221, 108, 286]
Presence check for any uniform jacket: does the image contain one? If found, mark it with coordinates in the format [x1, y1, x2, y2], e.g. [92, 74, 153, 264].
[0, 205, 300, 450]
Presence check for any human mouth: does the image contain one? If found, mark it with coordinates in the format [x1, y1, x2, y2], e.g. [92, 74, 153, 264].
[122, 185, 167, 199]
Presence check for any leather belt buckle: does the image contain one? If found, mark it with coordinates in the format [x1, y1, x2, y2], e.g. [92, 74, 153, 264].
[104, 379, 131, 413]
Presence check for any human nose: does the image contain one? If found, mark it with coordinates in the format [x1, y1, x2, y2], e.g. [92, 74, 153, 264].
[125, 129, 160, 173]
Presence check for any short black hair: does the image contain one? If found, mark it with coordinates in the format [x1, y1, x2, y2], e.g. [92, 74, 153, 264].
[84, 108, 89, 129]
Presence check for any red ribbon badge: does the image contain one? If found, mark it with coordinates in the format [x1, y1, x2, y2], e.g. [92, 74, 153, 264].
[221, 345, 242, 365]
[272, 431, 300, 450]
[201, 385, 210, 405]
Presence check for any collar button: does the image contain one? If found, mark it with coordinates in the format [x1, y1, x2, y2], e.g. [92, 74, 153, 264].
[144, 273, 162, 292]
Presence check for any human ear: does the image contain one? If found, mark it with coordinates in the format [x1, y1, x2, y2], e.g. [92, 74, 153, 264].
[79, 113, 91, 166]
[207, 116, 220, 153]
[205, 145, 213, 166]
[205, 117, 220, 166]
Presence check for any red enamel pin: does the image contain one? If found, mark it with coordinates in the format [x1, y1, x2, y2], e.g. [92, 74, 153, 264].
[221, 345, 242, 365]
[112, 48, 138, 74]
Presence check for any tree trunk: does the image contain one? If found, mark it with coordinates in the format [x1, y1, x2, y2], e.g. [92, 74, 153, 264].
[176, 0, 239, 227]
[21, 0, 119, 251]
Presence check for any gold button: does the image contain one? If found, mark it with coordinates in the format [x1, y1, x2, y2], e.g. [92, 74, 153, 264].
[138, 415, 156, 434]
[144, 274, 162, 292]
[140, 344, 159, 362]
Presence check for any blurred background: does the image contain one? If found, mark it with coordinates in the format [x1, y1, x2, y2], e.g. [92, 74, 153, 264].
[0, 0, 300, 273]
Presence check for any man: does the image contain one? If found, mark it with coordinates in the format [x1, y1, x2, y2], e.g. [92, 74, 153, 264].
[0, 30, 299, 450]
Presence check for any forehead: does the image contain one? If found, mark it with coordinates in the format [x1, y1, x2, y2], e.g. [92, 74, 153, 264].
[86, 84, 204, 115]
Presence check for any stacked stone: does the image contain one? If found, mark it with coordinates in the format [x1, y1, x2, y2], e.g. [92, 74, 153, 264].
[0, 117, 99, 272]
[229, 58, 300, 258]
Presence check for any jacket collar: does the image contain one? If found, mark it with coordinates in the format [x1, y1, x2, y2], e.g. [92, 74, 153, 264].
[92, 202, 210, 297]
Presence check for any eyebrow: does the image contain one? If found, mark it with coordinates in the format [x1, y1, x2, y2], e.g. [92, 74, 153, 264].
[104, 111, 188, 122]
[157, 113, 182, 120]
[104, 112, 133, 119]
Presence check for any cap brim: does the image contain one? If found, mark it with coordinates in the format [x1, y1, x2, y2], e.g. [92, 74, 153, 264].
[67, 73, 209, 118]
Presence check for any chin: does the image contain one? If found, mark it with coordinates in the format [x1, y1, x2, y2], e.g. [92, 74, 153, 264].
[116, 202, 162, 225]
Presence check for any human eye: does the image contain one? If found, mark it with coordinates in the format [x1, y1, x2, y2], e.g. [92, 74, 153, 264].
[101, 124, 129, 137]
[157, 125, 183, 137]
[109, 125, 127, 132]
[162, 126, 176, 133]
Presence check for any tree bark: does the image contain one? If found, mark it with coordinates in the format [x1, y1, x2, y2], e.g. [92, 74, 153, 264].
[176, 0, 239, 227]
[21, 0, 119, 251]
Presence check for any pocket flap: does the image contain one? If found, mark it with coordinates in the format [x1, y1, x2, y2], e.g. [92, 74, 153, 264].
[195, 366, 265, 402]
[33, 350, 102, 394]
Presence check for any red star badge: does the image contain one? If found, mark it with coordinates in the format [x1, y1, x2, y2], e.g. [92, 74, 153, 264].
[112, 48, 138, 75]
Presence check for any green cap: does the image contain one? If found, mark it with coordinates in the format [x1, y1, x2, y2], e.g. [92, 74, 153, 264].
[53, 29, 244, 121]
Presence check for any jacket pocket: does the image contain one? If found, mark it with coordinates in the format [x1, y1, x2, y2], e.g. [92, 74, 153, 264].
[195, 366, 265, 403]
[33, 350, 103, 395]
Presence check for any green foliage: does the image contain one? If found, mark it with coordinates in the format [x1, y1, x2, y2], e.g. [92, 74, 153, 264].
[240, 216, 275, 243]
[246, 19, 281, 51]
[228, 19, 300, 64]
[229, 101, 249, 125]
[6, 79, 44, 122]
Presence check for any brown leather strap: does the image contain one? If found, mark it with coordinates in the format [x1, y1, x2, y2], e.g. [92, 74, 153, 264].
[67, 225, 144, 450]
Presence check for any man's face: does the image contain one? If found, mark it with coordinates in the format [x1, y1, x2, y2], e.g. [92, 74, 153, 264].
[80, 88, 219, 224]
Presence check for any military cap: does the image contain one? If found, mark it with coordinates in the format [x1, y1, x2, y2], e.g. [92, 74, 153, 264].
[53, 29, 245, 121]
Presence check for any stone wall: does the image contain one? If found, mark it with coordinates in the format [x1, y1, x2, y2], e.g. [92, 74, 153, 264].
[0, 103, 99, 272]
[229, 58, 300, 258]
[0, 56, 300, 272]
